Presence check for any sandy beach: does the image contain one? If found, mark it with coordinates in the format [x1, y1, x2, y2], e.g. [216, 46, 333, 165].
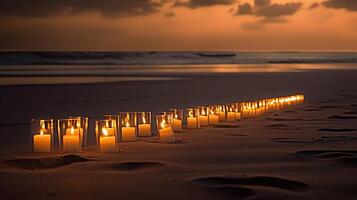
[1, 68, 357, 200]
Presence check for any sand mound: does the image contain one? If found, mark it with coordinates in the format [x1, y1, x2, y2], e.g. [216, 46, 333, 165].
[193, 176, 309, 192]
[112, 161, 165, 171]
[0, 154, 91, 170]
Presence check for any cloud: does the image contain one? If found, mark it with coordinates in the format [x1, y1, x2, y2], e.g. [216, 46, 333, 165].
[173, 0, 235, 9]
[236, 1, 302, 18]
[256, 2, 302, 18]
[255, 0, 271, 8]
[323, 0, 357, 11]
[236, 3, 253, 15]
[0, 0, 163, 18]
[235, 0, 302, 30]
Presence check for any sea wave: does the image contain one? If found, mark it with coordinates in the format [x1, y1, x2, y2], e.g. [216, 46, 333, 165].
[1, 51, 357, 65]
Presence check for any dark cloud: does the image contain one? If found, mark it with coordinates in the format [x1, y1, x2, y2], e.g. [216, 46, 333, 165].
[236, 1, 302, 18]
[174, 0, 235, 9]
[236, 3, 253, 15]
[0, 0, 162, 18]
[323, 0, 357, 11]
[256, 3, 302, 17]
[236, 1, 302, 31]
[255, 0, 271, 8]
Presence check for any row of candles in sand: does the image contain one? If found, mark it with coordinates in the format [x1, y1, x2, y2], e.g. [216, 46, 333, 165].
[31, 94, 304, 153]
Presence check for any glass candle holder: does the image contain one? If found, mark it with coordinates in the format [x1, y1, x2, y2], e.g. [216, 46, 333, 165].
[235, 102, 242, 120]
[156, 113, 175, 143]
[95, 119, 118, 153]
[186, 108, 200, 129]
[57, 118, 82, 153]
[31, 119, 54, 153]
[226, 103, 237, 122]
[69, 116, 88, 146]
[217, 105, 226, 122]
[171, 109, 183, 132]
[120, 112, 137, 142]
[208, 105, 219, 125]
[137, 112, 152, 137]
[197, 106, 209, 127]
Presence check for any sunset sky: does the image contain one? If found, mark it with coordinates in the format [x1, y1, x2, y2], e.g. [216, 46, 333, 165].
[0, 0, 356, 51]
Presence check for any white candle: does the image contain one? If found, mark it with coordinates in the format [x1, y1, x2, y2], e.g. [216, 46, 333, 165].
[66, 127, 84, 145]
[209, 114, 219, 125]
[227, 112, 236, 121]
[235, 112, 241, 120]
[199, 115, 209, 126]
[218, 112, 226, 121]
[121, 127, 136, 142]
[33, 131, 51, 153]
[138, 124, 151, 137]
[63, 134, 80, 153]
[187, 117, 199, 129]
[100, 136, 117, 153]
[159, 127, 175, 143]
[172, 119, 182, 132]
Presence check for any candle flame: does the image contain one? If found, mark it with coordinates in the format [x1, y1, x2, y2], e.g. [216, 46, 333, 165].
[76, 120, 80, 128]
[70, 126, 74, 135]
[160, 119, 165, 129]
[175, 114, 178, 119]
[189, 110, 193, 117]
[126, 121, 130, 127]
[40, 130, 44, 135]
[202, 109, 205, 115]
[102, 127, 108, 136]
[40, 120, 45, 129]
[142, 113, 146, 124]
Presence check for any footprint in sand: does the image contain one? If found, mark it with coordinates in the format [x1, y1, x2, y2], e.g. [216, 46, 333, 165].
[112, 161, 165, 171]
[192, 176, 309, 192]
[213, 125, 241, 128]
[266, 124, 298, 130]
[328, 115, 357, 119]
[273, 136, 357, 144]
[295, 150, 357, 167]
[0, 154, 91, 170]
[318, 128, 356, 132]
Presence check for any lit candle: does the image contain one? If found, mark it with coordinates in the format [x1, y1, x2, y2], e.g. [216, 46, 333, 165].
[99, 127, 117, 153]
[199, 115, 209, 126]
[187, 117, 198, 129]
[33, 129, 51, 153]
[138, 124, 151, 136]
[209, 114, 219, 125]
[63, 127, 80, 153]
[172, 118, 182, 132]
[218, 111, 226, 121]
[159, 120, 175, 143]
[122, 122, 136, 142]
[236, 112, 241, 120]
[227, 111, 236, 122]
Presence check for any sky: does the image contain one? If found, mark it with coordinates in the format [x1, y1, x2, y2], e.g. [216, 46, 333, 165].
[0, 0, 356, 51]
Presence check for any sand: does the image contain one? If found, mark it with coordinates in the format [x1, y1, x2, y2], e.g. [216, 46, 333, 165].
[1, 69, 357, 199]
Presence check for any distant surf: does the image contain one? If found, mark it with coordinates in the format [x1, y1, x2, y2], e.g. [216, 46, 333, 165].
[1, 51, 357, 65]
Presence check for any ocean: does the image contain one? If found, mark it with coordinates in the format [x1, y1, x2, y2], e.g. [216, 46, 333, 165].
[0, 51, 357, 85]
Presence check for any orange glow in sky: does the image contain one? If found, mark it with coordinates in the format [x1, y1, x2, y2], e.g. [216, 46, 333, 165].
[0, 0, 356, 51]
